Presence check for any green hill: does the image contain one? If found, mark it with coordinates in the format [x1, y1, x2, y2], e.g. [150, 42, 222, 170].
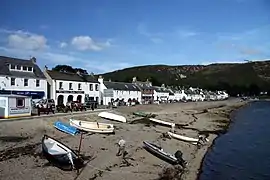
[99, 61, 270, 96]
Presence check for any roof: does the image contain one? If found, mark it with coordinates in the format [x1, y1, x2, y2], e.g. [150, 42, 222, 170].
[104, 81, 140, 91]
[46, 70, 99, 83]
[0, 56, 46, 79]
[152, 86, 171, 93]
[133, 81, 154, 90]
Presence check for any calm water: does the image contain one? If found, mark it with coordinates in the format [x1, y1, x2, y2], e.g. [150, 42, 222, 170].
[199, 101, 270, 180]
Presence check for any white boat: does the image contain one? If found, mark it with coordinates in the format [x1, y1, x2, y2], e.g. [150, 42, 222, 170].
[42, 135, 83, 170]
[69, 119, 114, 133]
[98, 112, 127, 123]
[149, 118, 175, 127]
[168, 131, 199, 142]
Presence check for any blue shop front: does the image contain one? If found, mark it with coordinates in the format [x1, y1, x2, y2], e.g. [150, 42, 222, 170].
[0, 90, 45, 99]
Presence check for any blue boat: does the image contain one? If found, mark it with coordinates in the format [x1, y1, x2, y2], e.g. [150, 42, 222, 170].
[54, 121, 79, 135]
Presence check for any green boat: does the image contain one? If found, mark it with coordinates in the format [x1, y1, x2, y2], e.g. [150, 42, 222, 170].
[133, 111, 156, 118]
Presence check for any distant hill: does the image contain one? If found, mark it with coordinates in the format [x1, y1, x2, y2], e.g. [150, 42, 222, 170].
[99, 60, 270, 96]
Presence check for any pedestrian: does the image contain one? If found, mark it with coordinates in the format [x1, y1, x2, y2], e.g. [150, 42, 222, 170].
[91, 103, 94, 111]
[116, 139, 126, 156]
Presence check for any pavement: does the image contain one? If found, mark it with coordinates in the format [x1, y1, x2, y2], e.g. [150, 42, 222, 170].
[0, 108, 108, 123]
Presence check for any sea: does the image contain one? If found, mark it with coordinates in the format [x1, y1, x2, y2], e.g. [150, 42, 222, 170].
[199, 100, 270, 180]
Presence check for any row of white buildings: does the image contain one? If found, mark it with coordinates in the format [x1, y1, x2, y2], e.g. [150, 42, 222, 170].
[0, 56, 229, 106]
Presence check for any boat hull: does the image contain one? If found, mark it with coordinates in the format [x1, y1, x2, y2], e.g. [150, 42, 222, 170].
[98, 112, 127, 123]
[167, 132, 198, 142]
[143, 141, 178, 165]
[149, 118, 175, 127]
[54, 121, 78, 135]
[69, 119, 114, 133]
[133, 111, 156, 118]
[42, 135, 83, 170]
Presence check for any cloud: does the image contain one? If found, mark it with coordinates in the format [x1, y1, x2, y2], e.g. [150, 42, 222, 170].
[137, 23, 163, 44]
[40, 25, 49, 30]
[176, 30, 198, 38]
[0, 29, 48, 51]
[0, 28, 126, 73]
[71, 36, 110, 51]
[59, 42, 67, 48]
[150, 38, 163, 44]
[239, 47, 262, 55]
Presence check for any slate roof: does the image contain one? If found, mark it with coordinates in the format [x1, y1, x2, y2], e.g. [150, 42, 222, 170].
[152, 86, 171, 93]
[0, 56, 46, 79]
[46, 70, 99, 83]
[133, 81, 154, 90]
[104, 81, 140, 91]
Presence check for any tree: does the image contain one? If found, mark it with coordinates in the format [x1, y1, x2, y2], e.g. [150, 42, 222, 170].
[52, 65, 88, 74]
[149, 76, 162, 86]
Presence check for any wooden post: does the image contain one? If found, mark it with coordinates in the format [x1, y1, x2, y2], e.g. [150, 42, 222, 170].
[78, 133, 83, 154]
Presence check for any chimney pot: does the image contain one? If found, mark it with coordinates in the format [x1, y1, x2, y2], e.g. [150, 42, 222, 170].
[30, 57, 36, 64]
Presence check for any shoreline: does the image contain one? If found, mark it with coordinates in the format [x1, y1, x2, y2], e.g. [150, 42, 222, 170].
[0, 99, 248, 180]
[195, 100, 249, 180]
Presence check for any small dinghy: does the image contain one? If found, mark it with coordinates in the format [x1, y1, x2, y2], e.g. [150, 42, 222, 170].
[69, 119, 114, 133]
[42, 135, 83, 170]
[133, 111, 156, 118]
[168, 132, 209, 145]
[98, 112, 127, 123]
[143, 141, 186, 166]
[54, 121, 79, 135]
[168, 131, 199, 142]
[149, 118, 175, 127]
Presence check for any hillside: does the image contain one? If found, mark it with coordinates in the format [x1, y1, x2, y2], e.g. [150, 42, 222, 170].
[99, 60, 270, 95]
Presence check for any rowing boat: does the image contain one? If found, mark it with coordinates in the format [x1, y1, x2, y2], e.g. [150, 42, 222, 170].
[98, 112, 127, 123]
[69, 119, 114, 133]
[149, 118, 175, 127]
[143, 141, 186, 166]
[42, 135, 83, 170]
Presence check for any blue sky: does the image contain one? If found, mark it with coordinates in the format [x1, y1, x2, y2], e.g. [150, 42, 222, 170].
[0, 0, 269, 73]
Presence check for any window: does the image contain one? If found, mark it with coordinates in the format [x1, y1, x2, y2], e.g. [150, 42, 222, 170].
[69, 83, 73, 90]
[16, 98, 25, 108]
[24, 79, 28, 86]
[10, 64, 15, 69]
[95, 84, 99, 91]
[89, 84, 93, 91]
[23, 66, 27, 71]
[36, 79, 40, 87]
[16, 65, 21, 70]
[78, 83, 82, 90]
[27, 67, 33, 71]
[59, 82, 63, 89]
[11, 78, 15, 86]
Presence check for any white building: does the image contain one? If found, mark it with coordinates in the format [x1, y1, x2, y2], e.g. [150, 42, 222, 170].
[0, 56, 47, 100]
[171, 90, 188, 101]
[44, 69, 100, 105]
[98, 76, 141, 105]
[152, 85, 170, 102]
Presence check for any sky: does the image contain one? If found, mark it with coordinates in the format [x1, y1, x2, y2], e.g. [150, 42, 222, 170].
[0, 0, 269, 73]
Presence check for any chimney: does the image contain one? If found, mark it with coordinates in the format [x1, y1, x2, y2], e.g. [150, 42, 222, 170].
[146, 79, 152, 86]
[44, 65, 48, 71]
[30, 57, 37, 64]
[132, 77, 137, 83]
[98, 75, 103, 84]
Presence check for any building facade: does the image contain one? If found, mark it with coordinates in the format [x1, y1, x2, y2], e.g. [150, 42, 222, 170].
[44, 69, 99, 105]
[132, 77, 154, 104]
[98, 76, 141, 105]
[0, 56, 47, 100]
